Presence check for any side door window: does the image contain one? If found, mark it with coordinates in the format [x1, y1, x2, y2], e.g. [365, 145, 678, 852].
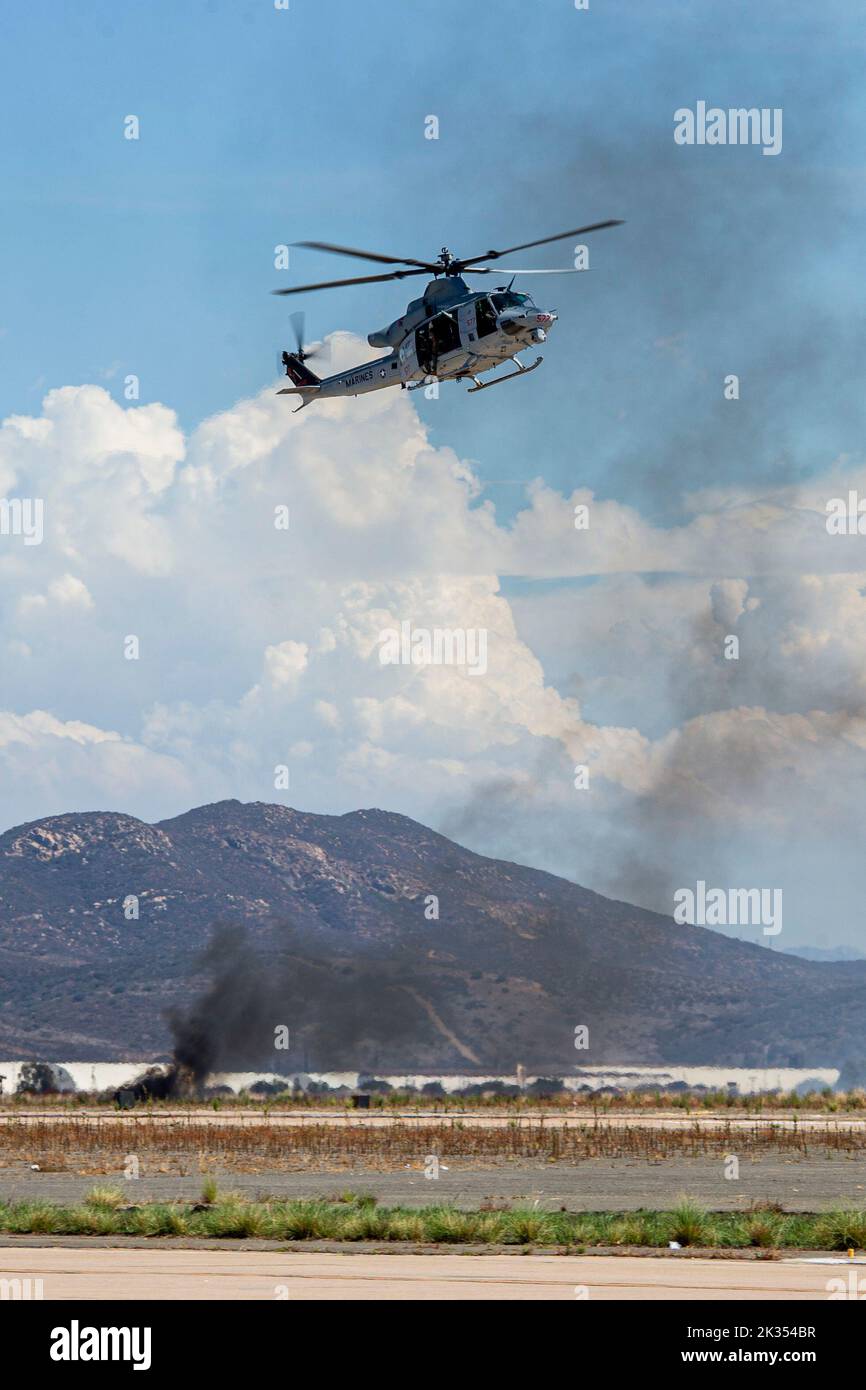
[475, 297, 498, 339]
[431, 311, 460, 357]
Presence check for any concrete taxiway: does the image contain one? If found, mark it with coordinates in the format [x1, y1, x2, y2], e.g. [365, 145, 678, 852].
[0, 1246, 848, 1300]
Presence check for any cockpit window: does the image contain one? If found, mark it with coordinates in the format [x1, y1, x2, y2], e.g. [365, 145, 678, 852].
[491, 291, 534, 311]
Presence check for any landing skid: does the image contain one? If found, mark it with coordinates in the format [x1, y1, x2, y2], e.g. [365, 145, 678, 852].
[467, 355, 543, 393]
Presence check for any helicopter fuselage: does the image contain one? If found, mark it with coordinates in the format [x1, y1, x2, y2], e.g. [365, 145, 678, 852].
[279, 275, 558, 405]
[274, 221, 621, 406]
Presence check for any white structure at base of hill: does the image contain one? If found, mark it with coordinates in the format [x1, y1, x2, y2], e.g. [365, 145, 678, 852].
[0, 1061, 840, 1095]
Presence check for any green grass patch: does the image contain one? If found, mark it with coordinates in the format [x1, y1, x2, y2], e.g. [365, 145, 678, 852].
[0, 1196, 862, 1249]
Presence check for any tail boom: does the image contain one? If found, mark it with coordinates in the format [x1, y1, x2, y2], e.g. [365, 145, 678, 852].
[277, 352, 400, 405]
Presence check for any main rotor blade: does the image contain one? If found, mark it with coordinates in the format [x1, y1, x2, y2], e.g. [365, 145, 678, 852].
[295, 240, 439, 271]
[272, 268, 428, 296]
[459, 220, 624, 267]
[464, 267, 588, 275]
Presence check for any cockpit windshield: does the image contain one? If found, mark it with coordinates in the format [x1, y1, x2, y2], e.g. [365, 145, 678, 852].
[491, 291, 535, 311]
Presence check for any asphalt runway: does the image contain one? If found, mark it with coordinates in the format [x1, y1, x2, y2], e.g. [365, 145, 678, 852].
[2, 1157, 864, 1211]
[0, 1246, 847, 1299]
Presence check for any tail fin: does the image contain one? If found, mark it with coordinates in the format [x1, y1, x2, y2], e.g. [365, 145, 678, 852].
[281, 351, 320, 387]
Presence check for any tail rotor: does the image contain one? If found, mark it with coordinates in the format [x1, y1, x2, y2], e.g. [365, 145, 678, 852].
[277, 311, 328, 379]
[290, 311, 313, 361]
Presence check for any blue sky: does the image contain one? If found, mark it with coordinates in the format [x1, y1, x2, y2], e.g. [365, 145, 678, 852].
[2, 1, 866, 947]
[2, 0, 863, 520]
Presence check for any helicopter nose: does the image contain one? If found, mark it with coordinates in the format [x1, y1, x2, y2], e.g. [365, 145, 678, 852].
[526, 310, 557, 345]
[501, 308, 558, 337]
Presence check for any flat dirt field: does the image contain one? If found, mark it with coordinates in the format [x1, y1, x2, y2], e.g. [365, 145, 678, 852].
[2, 1157, 866, 1211]
[5, 1107, 865, 1131]
[0, 1244, 851, 1300]
[2, 1107, 865, 1211]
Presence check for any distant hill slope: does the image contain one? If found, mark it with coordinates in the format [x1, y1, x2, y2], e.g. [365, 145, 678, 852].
[0, 799, 864, 1072]
[782, 944, 866, 963]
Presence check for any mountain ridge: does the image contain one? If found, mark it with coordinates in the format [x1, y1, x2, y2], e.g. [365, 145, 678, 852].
[0, 799, 863, 1073]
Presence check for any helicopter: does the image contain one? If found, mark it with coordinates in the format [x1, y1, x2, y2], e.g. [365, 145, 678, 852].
[271, 220, 623, 410]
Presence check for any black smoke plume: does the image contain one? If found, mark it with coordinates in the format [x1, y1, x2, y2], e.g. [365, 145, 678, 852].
[150, 921, 421, 1094]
